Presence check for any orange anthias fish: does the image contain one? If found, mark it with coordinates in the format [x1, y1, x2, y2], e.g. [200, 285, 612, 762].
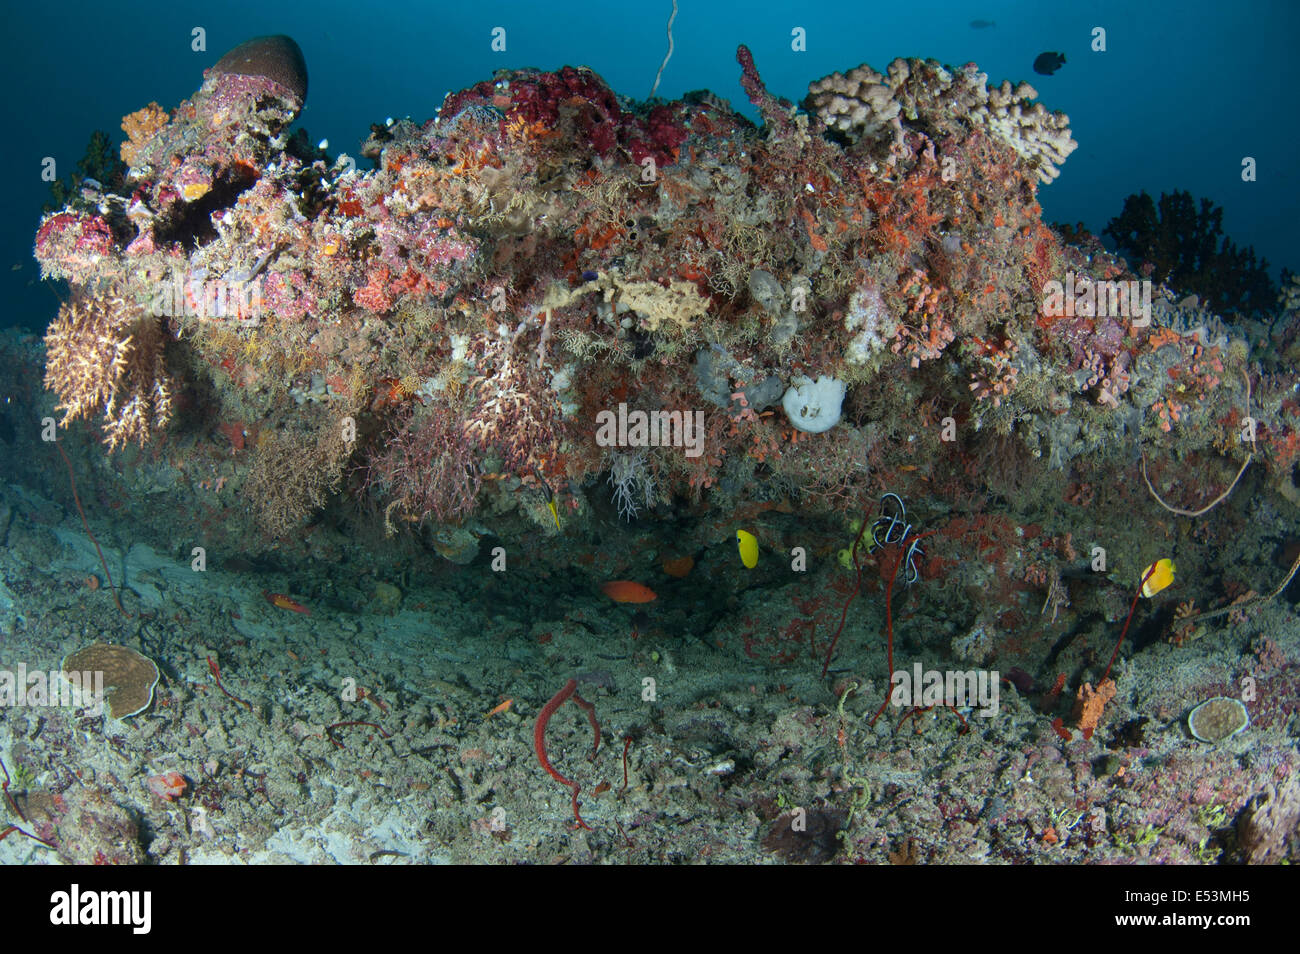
[601, 580, 658, 603]
[264, 591, 311, 614]
[662, 555, 694, 578]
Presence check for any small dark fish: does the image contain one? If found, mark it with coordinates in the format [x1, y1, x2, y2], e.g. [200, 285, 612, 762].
[1003, 667, 1035, 694]
[1033, 51, 1066, 75]
[969, 19, 996, 29]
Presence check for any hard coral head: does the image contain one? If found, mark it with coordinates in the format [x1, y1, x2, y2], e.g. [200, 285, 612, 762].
[212, 34, 308, 105]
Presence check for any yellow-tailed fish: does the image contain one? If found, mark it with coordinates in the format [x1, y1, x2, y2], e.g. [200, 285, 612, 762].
[531, 466, 561, 529]
[1140, 558, 1175, 597]
[736, 529, 759, 569]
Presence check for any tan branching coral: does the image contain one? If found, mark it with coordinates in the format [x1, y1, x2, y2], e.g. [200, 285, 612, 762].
[120, 102, 170, 167]
[245, 414, 354, 537]
[43, 291, 174, 449]
[806, 58, 1077, 183]
[611, 278, 711, 335]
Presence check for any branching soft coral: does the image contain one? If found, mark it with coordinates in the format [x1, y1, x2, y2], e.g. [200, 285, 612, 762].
[245, 416, 353, 536]
[368, 405, 482, 525]
[43, 290, 174, 449]
[120, 102, 170, 167]
[464, 350, 563, 479]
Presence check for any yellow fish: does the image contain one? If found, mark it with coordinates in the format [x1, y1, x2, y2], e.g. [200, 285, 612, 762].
[736, 530, 759, 569]
[1140, 558, 1175, 597]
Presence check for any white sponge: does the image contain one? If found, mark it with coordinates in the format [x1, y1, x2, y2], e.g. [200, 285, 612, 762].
[782, 375, 846, 433]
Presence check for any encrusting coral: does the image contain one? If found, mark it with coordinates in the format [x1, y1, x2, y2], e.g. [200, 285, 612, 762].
[61, 643, 160, 720]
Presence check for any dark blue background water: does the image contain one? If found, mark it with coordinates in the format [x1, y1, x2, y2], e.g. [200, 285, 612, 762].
[2, 0, 1295, 330]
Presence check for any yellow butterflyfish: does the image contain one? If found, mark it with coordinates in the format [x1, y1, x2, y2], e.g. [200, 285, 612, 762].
[736, 530, 759, 569]
[1140, 558, 1175, 597]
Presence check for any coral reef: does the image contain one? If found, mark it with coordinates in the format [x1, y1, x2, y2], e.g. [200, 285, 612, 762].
[8, 24, 1300, 871]
[39, 36, 1289, 533]
[27, 35, 1300, 769]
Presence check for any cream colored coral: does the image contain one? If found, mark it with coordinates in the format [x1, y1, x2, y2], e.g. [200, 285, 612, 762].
[807, 58, 1078, 184]
[43, 291, 174, 449]
[539, 274, 711, 336]
[806, 64, 900, 140]
[606, 278, 711, 334]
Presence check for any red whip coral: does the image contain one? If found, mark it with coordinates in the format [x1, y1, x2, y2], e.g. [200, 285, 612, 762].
[534, 678, 601, 830]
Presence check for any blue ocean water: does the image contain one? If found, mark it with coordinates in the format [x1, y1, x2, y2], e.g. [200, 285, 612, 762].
[2, 0, 1296, 331]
